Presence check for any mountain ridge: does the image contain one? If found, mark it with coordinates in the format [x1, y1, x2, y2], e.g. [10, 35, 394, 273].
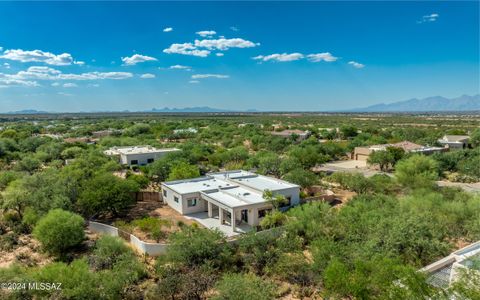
[349, 94, 480, 112]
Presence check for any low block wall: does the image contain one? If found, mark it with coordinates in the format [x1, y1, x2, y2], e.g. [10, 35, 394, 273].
[88, 221, 119, 236]
[88, 221, 168, 256]
[130, 234, 169, 256]
[89, 221, 285, 256]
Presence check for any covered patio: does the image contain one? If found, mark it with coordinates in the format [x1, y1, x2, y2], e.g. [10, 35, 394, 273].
[184, 211, 253, 237]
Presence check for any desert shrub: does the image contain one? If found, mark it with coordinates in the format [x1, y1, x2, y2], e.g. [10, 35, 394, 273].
[33, 209, 85, 256]
[213, 273, 277, 300]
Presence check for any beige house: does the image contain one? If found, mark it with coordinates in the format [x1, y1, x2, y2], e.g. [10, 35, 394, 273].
[161, 170, 300, 233]
[352, 141, 445, 161]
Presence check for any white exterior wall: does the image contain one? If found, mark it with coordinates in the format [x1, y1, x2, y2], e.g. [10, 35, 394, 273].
[162, 186, 186, 214]
[275, 186, 301, 206]
[161, 186, 207, 215]
[121, 151, 179, 166]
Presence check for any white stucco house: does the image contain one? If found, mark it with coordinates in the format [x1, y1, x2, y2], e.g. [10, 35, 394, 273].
[161, 170, 300, 234]
[104, 146, 181, 166]
[438, 135, 471, 150]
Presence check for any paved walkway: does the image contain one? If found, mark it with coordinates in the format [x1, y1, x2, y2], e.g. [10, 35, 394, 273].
[183, 212, 253, 237]
[436, 181, 480, 193]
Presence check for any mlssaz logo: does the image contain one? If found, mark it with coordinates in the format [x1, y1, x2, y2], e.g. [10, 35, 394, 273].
[28, 282, 62, 291]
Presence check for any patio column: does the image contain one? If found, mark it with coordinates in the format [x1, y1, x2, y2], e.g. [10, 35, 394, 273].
[231, 209, 236, 232]
[219, 207, 224, 225]
[207, 202, 213, 218]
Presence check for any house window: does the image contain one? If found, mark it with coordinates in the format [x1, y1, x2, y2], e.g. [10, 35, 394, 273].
[174, 196, 179, 203]
[147, 158, 154, 163]
[131, 159, 138, 165]
[258, 208, 271, 219]
[163, 190, 167, 197]
[187, 198, 197, 207]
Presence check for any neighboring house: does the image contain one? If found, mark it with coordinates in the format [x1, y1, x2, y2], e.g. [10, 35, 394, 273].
[161, 170, 300, 232]
[352, 140, 445, 161]
[173, 128, 198, 134]
[270, 129, 311, 141]
[64, 137, 96, 144]
[420, 241, 480, 289]
[104, 146, 181, 166]
[92, 129, 119, 138]
[438, 135, 470, 150]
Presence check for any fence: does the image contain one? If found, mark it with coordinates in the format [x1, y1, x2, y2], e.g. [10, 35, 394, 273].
[88, 221, 286, 256]
[88, 221, 168, 256]
[135, 191, 161, 202]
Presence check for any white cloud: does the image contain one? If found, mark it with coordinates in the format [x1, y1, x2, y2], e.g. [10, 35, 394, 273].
[348, 61, 365, 69]
[88, 83, 100, 87]
[169, 64, 191, 70]
[307, 52, 338, 62]
[0, 77, 39, 87]
[216, 53, 224, 57]
[164, 37, 258, 57]
[196, 30, 216, 37]
[194, 38, 258, 50]
[58, 92, 73, 96]
[191, 74, 229, 79]
[0, 49, 74, 65]
[63, 83, 78, 88]
[51, 82, 60, 87]
[418, 13, 439, 23]
[163, 27, 173, 32]
[0, 66, 133, 87]
[163, 43, 210, 57]
[3, 63, 10, 69]
[74, 61, 85, 65]
[230, 26, 239, 32]
[140, 73, 156, 79]
[189, 80, 200, 84]
[121, 54, 157, 66]
[253, 53, 304, 62]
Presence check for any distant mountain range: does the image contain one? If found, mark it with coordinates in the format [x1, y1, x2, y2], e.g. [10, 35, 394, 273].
[3, 95, 480, 114]
[148, 106, 239, 113]
[4, 109, 50, 114]
[350, 94, 480, 112]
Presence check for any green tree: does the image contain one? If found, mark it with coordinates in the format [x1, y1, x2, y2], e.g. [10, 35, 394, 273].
[367, 150, 394, 171]
[33, 209, 85, 255]
[77, 172, 139, 217]
[283, 168, 317, 188]
[395, 155, 439, 189]
[470, 128, 480, 148]
[167, 162, 200, 181]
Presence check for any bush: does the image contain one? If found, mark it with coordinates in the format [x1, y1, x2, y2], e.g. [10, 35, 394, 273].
[213, 273, 277, 300]
[260, 210, 287, 229]
[166, 226, 232, 268]
[33, 209, 85, 256]
[89, 235, 130, 270]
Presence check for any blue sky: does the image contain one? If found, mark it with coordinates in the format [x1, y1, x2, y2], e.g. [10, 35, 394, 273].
[0, 1, 478, 112]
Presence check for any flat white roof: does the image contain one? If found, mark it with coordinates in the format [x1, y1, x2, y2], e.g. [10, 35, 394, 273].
[105, 146, 180, 155]
[163, 177, 236, 194]
[202, 186, 266, 208]
[163, 170, 299, 196]
[210, 170, 299, 191]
